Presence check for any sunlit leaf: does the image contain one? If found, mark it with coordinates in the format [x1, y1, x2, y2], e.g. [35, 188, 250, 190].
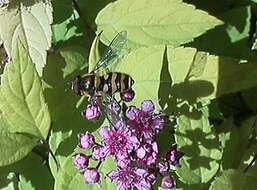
[0, 0, 53, 75]
[88, 32, 102, 73]
[0, 40, 51, 139]
[116, 46, 165, 108]
[96, 0, 223, 48]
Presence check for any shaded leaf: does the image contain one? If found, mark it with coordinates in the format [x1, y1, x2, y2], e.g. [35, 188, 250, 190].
[96, 0, 223, 48]
[52, 10, 83, 44]
[0, 133, 36, 167]
[175, 114, 222, 184]
[210, 169, 257, 190]
[188, 6, 257, 61]
[167, 46, 257, 102]
[42, 45, 92, 179]
[0, 172, 18, 190]
[0, 40, 51, 139]
[218, 117, 254, 169]
[238, 143, 257, 175]
[18, 161, 54, 190]
[242, 87, 257, 112]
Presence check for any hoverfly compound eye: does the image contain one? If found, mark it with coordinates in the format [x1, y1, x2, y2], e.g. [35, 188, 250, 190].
[72, 76, 82, 96]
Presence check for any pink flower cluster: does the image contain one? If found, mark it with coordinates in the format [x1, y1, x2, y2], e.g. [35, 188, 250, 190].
[73, 100, 184, 190]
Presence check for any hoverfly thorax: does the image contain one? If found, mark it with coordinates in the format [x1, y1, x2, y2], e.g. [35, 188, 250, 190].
[72, 75, 95, 96]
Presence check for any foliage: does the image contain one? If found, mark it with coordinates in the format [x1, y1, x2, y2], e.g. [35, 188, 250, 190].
[0, 0, 257, 189]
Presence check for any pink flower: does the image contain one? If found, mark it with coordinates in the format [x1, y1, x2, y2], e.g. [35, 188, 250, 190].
[1, 45, 9, 65]
[115, 153, 132, 169]
[98, 126, 140, 157]
[126, 100, 165, 140]
[108, 167, 152, 190]
[126, 106, 140, 121]
[136, 141, 158, 167]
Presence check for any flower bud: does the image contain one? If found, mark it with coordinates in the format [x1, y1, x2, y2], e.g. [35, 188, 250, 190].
[161, 176, 176, 189]
[82, 104, 101, 121]
[78, 132, 95, 150]
[92, 146, 108, 160]
[82, 168, 101, 186]
[166, 145, 184, 167]
[157, 161, 169, 175]
[141, 100, 155, 113]
[73, 153, 89, 169]
[120, 90, 135, 102]
[1, 46, 9, 65]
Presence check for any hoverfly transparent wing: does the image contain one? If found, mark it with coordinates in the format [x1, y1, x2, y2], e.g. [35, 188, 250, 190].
[91, 31, 128, 73]
[91, 94, 125, 128]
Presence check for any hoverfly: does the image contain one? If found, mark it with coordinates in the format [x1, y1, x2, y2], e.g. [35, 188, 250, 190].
[72, 31, 134, 98]
[72, 31, 134, 125]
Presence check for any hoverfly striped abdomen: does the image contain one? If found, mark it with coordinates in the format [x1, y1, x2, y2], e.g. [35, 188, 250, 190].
[96, 72, 134, 95]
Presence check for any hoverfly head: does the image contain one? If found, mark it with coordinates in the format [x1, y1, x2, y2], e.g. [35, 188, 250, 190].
[72, 76, 82, 96]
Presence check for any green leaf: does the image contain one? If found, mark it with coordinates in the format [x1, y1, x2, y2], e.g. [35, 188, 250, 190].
[52, 0, 73, 24]
[218, 117, 254, 169]
[0, 133, 36, 167]
[52, 10, 83, 44]
[59, 46, 88, 78]
[0, 172, 18, 190]
[210, 169, 257, 190]
[188, 6, 257, 61]
[95, 0, 223, 48]
[167, 46, 257, 102]
[242, 87, 257, 111]
[78, 0, 114, 28]
[0, 40, 51, 139]
[88, 32, 102, 73]
[116, 46, 165, 108]
[54, 155, 116, 190]
[18, 161, 54, 190]
[0, 0, 53, 76]
[238, 143, 257, 175]
[175, 114, 222, 184]
[0, 152, 53, 190]
[42, 45, 92, 178]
